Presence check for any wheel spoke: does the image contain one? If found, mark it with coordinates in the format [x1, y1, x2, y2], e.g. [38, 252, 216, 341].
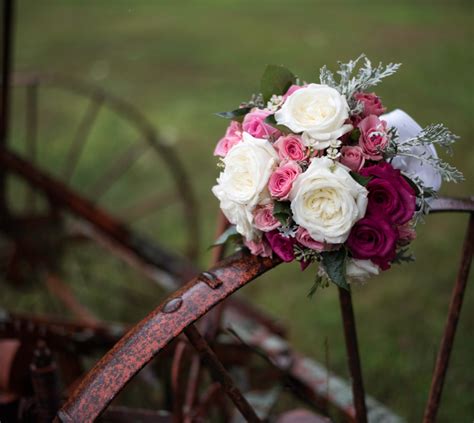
[62, 96, 103, 184]
[117, 191, 179, 223]
[24, 81, 38, 211]
[88, 142, 148, 201]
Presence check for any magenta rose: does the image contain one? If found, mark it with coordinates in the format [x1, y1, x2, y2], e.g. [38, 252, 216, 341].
[268, 161, 301, 200]
[295, 227, 325, 251]
[244, 238, 273, 258]
[253, 204, 281, 232]
[340, 146, 365, 172]
[354, 92, 386, 117]
[347, 216, 398, 270]
[358, 115, 389, 160]
[265, 230, 295, 262]
[242, 109, 281, 139]
[361, 162, 416, 225]
[274, 135, 307, 161]
[214, 121, 243, 157]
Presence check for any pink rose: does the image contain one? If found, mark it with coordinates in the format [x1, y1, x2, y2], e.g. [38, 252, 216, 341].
[242, 109, 281, 140]
[253, 204, 281, 232]
[214, 121, 243, 157]
[340, 146, 365, 172]
[358, 115, 389, 160]
[265, 230, 295, 262]
[347, 216, 398, 270]
[360, 162, 416, 225]
[283, 84, 306, 100]
[397, 224, 416, 246]
[268, 161, 301, 200]
[354, 92, 386, 117]
[244, 238, 273, 258]
[295, 227, 325, 251]
[274, 135, 307, 161]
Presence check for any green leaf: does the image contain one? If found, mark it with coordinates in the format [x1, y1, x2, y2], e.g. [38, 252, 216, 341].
[349, 128, 361, 143]
[260, 65, 296, 103]
[321, 248, 349, 290]
[350, 171, 372, 187]
[264, 115, 292, 134]
[272, 201, 292, 225]
[215, 107, 252, 122]
[210, 225, 241, 248]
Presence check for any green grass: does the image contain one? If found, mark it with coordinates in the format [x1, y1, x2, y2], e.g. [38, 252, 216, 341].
[2, 0, 473, 421]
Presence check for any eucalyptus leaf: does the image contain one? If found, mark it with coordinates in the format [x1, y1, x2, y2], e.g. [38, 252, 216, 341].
[215, 107, 252, 122]
[321, 248, 349, 290]
[211, 225, 241, 248]
[260, 65, 296, 103]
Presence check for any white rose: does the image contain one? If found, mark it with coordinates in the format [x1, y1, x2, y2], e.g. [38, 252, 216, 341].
[382, 109, 442, 192]
[275, 83, 353, 149]
[346, 258, 380, 284]
[289, 157, 368, 244]
[212, 132, 278, 240]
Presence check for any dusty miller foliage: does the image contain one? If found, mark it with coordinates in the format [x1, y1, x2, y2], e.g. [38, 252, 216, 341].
[319, 54, 401, 113]
[388, 124, 464, 184]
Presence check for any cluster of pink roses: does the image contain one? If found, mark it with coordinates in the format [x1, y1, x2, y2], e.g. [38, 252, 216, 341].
[213, 79, 420, 284]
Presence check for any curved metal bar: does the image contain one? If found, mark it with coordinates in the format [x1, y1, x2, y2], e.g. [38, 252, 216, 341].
[11, 71, 199, 259]
[429, 197, 474, 214]
[56, 250, 280, 422]
[423, 213, 474, 422]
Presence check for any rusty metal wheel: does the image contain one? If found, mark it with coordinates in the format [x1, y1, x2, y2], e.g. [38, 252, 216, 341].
[55, 198, 473, 422]
[0, 71, 200, 320]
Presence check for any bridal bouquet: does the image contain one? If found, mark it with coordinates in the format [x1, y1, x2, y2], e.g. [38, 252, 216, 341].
[212, 56, 463, 290]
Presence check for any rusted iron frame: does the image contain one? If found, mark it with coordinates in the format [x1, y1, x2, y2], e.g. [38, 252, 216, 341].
[170, 340, 187, 423]
[88, 141, 148, 200]
[423, 212, 474, 422]
[12, 71, 200, 259]
[338, 288, 367, 423]
[0, 309, 125, 354]
[183, 353, 201, 422]
[56, 251, 280, 422]
[0, 147, 197, 282]
[184, 324, 262, 422]
[62, 95, 103, 184]
[0, 0, 14, 213]
[25, 81, 39, 210]
[44, 272, 100, 325]
[30, 341, 61, 423]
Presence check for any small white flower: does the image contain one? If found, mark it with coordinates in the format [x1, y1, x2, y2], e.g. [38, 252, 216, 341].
[326, 148, 341, 160]
[289, 157, 368, 244]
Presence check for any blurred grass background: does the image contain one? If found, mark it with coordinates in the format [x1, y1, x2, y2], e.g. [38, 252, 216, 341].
[2, 0, 473, 421]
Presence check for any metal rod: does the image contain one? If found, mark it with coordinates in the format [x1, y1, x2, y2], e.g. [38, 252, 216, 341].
[0, 0, 14, 212]
[184, 324, 261, 422]
[24, 81, 38, 211]
[62, 96, 103, 184]
[338, 287, 368, 423]
[423, 213, 474, 422]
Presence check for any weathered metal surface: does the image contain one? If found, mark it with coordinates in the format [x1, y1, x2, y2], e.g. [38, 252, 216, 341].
[338, 288, 367, 423]
[429, 197, 474, 213]
[11, 71, 200, 259]
[30, 341, 61, 423]
[184, 324, 262, 422]
[56, 250, 280, 422]
[0, 147, 197, 283]
[0, 0, 14, 212]
[423, 212, 474, 422]
[0, 308, 125, 354]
